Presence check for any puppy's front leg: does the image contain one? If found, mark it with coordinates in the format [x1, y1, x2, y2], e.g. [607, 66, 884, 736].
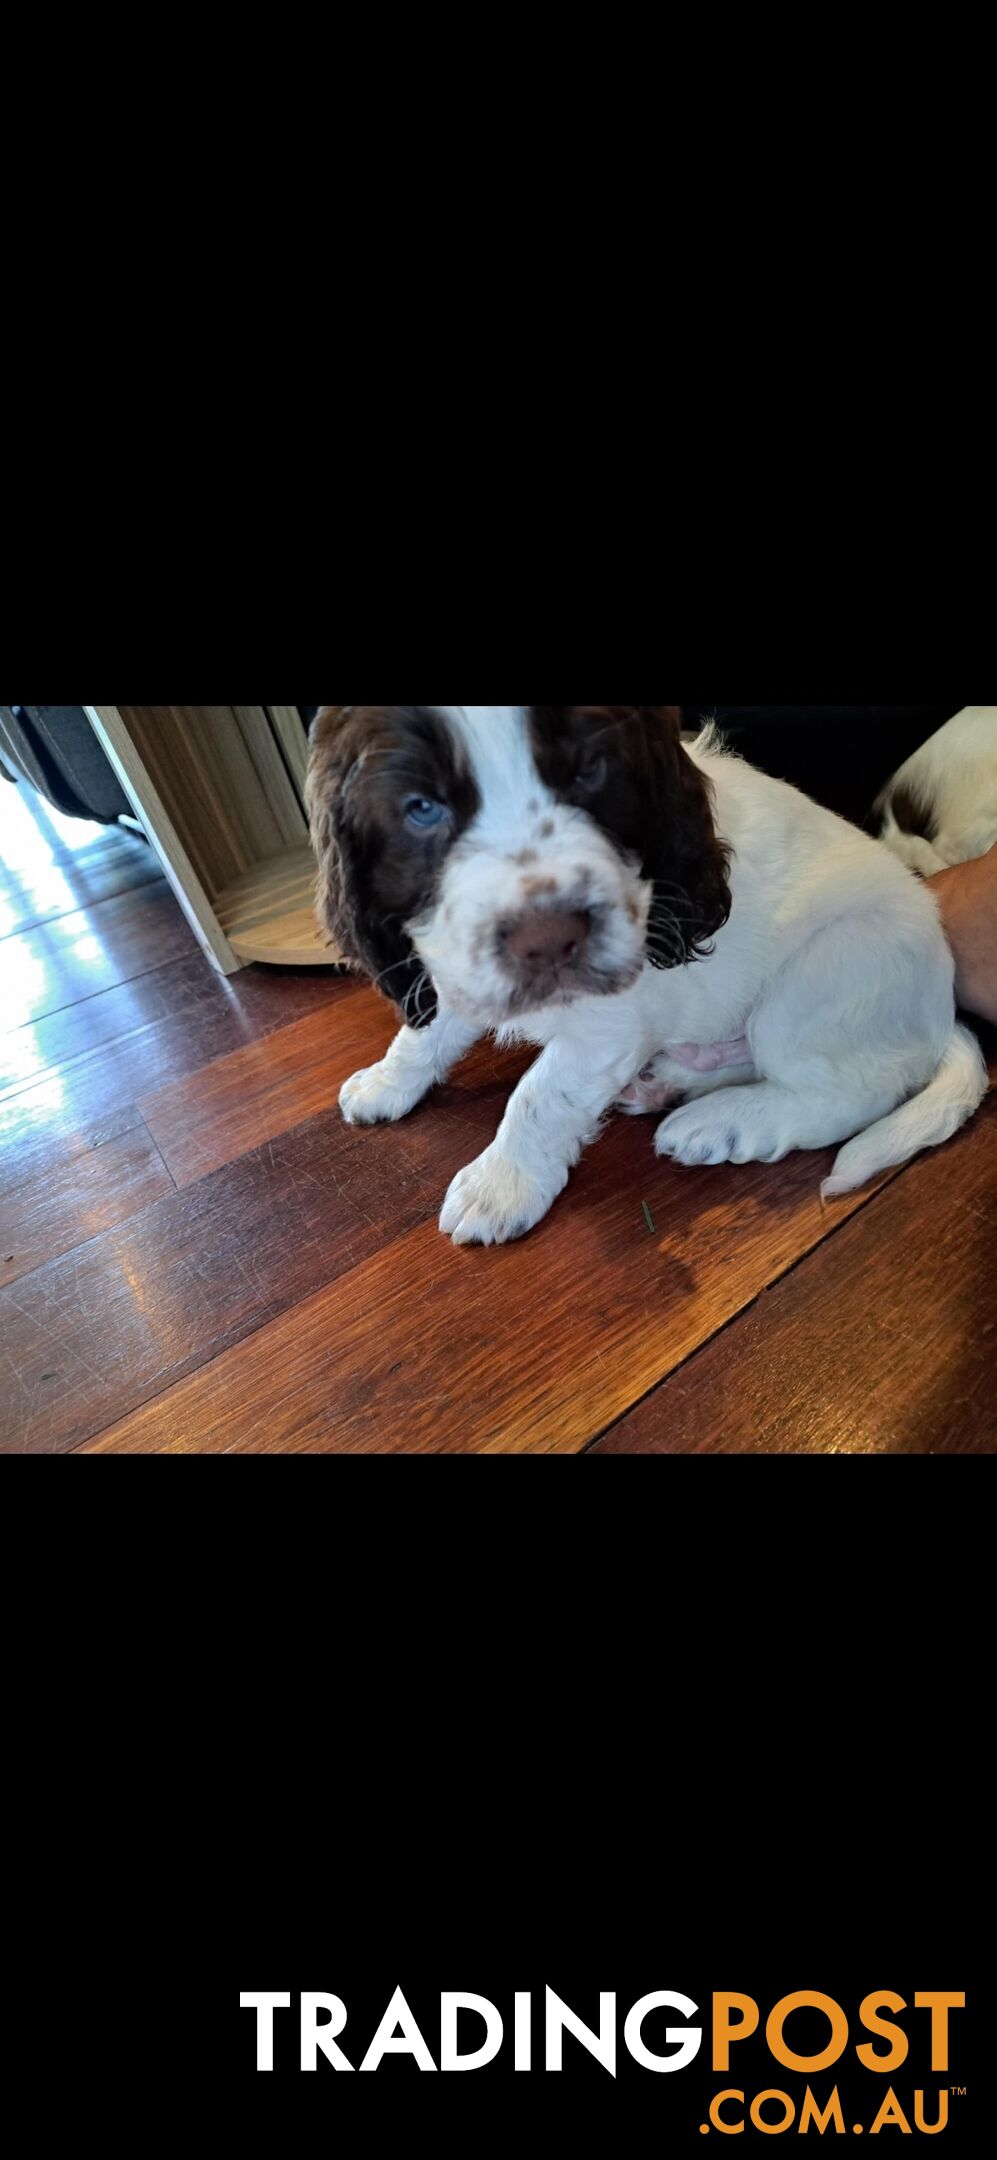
[440, 1041, 630, 1247]
[340, 1008, 480, 1126]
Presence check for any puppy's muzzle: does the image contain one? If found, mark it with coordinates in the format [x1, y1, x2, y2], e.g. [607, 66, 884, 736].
[501, 907, 592, 976]
[495, 901, 607, 1005]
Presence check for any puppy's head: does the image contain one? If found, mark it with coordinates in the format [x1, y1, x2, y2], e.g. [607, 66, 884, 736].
[307, 706, 731, 1028]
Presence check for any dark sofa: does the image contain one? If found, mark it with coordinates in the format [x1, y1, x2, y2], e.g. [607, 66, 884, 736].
[0, 707, 324, 828]
[698, 707, 959, 825]
[0, 705, 131, 823]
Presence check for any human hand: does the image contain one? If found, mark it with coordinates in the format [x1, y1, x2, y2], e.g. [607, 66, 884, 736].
[926, 846, 997, 1026]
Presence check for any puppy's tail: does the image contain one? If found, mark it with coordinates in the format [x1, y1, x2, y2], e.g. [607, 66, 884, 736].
[821, 1024, 989, 1200]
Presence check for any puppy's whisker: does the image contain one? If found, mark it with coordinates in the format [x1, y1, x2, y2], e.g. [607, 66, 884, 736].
[370, 967, 407, 995]
[369, 954, 420, 996]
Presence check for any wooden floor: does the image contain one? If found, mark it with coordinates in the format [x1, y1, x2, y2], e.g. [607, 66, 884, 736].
[2, 777, 994, 1455]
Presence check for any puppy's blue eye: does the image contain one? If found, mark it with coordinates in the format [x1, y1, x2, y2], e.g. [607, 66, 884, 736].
[405, 796, 448, 831]
[575, 754, 608, 795]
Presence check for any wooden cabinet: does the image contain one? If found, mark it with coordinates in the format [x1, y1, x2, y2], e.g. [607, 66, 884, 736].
[85, 706, 343, 975]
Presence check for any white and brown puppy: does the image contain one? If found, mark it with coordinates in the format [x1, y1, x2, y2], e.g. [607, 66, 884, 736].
[877, 706, 997, 876]
[307, 707, 987, 1246]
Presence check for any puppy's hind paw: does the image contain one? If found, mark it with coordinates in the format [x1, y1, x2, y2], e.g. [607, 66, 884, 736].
[616, 1067, 682, 1117]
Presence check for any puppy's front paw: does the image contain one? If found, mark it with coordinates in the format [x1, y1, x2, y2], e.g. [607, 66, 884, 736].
[340, 1061, 418, 1126]
[440, 1146, 564, 1246]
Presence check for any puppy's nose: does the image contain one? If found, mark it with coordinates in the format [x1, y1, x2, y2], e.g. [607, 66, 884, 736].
[504, 909, 591, 967]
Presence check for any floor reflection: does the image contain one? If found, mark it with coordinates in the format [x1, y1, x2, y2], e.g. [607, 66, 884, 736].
[0, 774, 159, 1040]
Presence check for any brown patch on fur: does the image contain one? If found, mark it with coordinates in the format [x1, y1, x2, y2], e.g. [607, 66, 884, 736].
[521, 875, 559, 899]
[305, 705, 480, 1027]
[890, 779, 937, 841]
[513, 848, 539, 865]
[528, 706, 732, 966]
[539, 819, 555, 839]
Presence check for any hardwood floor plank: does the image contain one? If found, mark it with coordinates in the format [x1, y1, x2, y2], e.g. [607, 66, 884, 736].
[0, 945, 356, 1105]
[0, 963, 358, 1196]
[0, 881, 198, 1033]
[0, 1087, 144, 1205]
[0, 940, 212, 1097]
[138, 993, 479, 1187]
[0, 1028, 524, 1454]
[0, 1123, 174, 1286]
[0, 782, 158, 939]
[78, 1121, 900, 1456]
[0, 835, 162, 940]
[590, 1093, 997, 1455]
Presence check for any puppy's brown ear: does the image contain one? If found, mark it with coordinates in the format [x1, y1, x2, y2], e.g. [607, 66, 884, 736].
[305, 707, 364, 967]
[639, 708, 732, 965]
[305, 707, 439, 1026]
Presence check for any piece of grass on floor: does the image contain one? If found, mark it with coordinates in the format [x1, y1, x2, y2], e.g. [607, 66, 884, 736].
[642, 1200, 656, 1235]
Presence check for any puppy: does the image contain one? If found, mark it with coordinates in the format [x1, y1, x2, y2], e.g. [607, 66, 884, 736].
[877, 706, 997, 875]
[307, 707, 987, 1246]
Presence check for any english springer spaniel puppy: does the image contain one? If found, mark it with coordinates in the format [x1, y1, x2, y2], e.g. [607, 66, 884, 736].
[307, 707, 988, 1246]
[876, 706, 997, 876]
